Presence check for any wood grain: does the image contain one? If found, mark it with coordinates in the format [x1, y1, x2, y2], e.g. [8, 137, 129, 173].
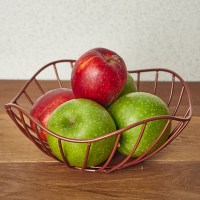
[0, 80, 200, 200]
[0, 162, 199, 200]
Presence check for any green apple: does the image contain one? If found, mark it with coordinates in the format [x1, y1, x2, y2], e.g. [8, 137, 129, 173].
[47, 98, 117, 167]
[119, 72, 137, 97]
[108, 92, 171, 157]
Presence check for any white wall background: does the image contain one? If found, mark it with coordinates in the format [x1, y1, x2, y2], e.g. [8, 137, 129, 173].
[0, 0, 200, 81]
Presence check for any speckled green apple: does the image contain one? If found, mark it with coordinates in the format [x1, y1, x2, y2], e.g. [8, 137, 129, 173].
[119, 72, 137, 97]
[108, 92, 171, 157]
[47, 99, 117, 167]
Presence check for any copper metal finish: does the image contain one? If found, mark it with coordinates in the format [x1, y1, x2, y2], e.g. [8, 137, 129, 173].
[5, 59, 192, 173]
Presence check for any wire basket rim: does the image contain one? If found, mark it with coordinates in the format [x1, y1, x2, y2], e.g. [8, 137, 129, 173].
[5, 101, 191, 143]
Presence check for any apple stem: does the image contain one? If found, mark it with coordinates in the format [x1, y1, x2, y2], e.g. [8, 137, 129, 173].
[105, 55, 121, 64]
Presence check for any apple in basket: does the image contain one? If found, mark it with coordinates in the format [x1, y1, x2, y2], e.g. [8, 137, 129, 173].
[119, 72, 137, 97]
[71, 47, 127, 107]
[47, 98, 117, 167]
[108, 92, 171, 157]
[30, 88, 74, 141]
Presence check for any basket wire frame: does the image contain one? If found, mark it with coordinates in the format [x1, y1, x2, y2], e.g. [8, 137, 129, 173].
[5, 59, 192, 173]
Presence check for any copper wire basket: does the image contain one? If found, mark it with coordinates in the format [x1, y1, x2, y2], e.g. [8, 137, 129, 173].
[5, 59, 192, 173]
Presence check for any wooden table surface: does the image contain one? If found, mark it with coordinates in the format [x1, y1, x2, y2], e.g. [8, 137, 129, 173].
[0, 80, 200, 200]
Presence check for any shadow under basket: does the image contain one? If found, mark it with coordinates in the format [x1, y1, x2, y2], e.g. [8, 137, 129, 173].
[5, 59, 192, 173]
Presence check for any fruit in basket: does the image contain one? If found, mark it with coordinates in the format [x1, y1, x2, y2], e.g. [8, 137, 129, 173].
[71, 47, 127, 107]
[119, 72, 137, 97]
[108, 92, 171, 157]
[30, 88, 74, 141]
[47, 98, 117, 167]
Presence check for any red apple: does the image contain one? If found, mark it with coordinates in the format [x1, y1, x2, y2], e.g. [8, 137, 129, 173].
[30, 88, 74, 141]
[71, 47, 127, 107]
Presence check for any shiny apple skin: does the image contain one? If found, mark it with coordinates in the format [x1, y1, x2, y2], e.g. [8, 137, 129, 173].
[47, 98, 117, 167]
[119, 72, 137, 97]
[30, 88, 74, 141]
[108, 92, 171, 157]
[71, 48, 127, 107]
